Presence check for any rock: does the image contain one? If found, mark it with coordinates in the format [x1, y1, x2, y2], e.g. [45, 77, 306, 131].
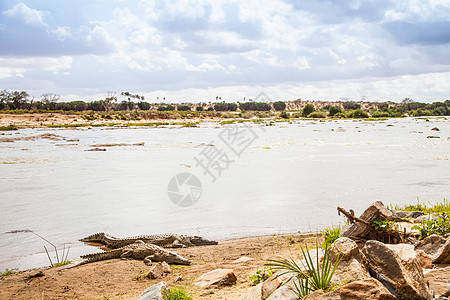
[431, 127, 440, 131]
[424, 266, 450, 298]
[362, 240, 432, 299]
[330, 237, 370, 284]
[90, 142, 145, 147]
[415, 235, 450, 264]
[416, 249, 433, 269]
[86, 147, 107, 151]
[200, 290, 215, 296]
[174, 275, 183, 282]
[144, 257, 152, 266]
[236, 283, 262, 300]
[392, 210, 424, 219]
[194, 269, 237, 289]
[232, 256, 255, 264]
[147, 262, 171, 279]
[266, 285, 297, 300]
[261, 276, 283, 299]
[427, 135, 440, 138]
[386, 243, 432, 269]
[338, 278, 396, 299]
[342, 201, 393, 239]
[136, 281, 167, 300]
[413, 214, 439, 223]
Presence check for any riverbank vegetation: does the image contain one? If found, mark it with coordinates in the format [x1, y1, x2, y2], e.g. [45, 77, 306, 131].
[1, 90, 449, 121]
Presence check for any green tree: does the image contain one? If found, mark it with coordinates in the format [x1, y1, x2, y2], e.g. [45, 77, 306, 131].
[302, 104, 315, 117]
[273, 101, 286, 111]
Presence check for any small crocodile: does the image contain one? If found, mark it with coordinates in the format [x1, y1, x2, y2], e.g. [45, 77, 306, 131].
[80, 232, 218, 249]
[65, 241, 191, 269]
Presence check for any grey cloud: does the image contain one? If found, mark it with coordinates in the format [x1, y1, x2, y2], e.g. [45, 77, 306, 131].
[286, 0, 393, 23]
[384, 21, 450, 46]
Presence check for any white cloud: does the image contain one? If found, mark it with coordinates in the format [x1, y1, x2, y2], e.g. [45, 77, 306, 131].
[2, 3, 47, 26]
[0, 56, 72, 79]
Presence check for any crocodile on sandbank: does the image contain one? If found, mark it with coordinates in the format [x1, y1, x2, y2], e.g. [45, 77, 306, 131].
[65, 241, 191, 269]
[80, 232, 218, 249]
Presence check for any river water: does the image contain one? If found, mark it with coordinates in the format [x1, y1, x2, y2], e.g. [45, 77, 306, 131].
[0, 117, 449, 271]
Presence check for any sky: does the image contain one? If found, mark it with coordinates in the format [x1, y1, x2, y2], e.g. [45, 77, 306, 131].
[0, 0, 449, 103]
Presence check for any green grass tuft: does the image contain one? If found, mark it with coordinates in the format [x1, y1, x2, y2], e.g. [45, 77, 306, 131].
[1, 268, 18, 278]
[163, 287, 193, 300]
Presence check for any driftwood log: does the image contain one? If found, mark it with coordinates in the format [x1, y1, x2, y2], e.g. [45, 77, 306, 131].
[338, 205, 415, 244]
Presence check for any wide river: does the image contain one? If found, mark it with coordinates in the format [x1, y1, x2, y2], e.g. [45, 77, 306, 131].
[0, 117, 449, 271]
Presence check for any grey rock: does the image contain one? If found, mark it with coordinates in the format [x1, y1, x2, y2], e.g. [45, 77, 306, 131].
[136, 281, 167, 300]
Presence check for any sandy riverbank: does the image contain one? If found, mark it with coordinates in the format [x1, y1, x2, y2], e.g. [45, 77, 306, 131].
[0, 233, 320, 300]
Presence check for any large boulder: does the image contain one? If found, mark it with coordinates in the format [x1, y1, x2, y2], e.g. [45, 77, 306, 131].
[338, 278, 397, 299]
[303, 279, 395, 299]
[415, 235, 450, 264]
[342, 201, 393, 239]
[362, 240, 432, 299]
[329, 237, 370, 284]
[194, 269, 237, 289]
[423, 266, 450, 298]
[386, 243, 432, 269]
[136, 281, 167, 300]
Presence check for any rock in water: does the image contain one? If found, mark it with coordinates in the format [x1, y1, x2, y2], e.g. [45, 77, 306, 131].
[362, 240, 432, 299]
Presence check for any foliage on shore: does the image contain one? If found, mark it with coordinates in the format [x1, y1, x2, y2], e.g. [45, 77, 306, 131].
[1, 89, 449, 119]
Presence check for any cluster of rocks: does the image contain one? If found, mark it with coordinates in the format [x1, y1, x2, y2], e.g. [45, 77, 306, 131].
[135, 201, 449, 300]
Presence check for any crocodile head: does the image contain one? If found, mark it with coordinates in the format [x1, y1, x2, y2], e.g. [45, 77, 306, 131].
[80, 232, 106, 243]
[188, 236, 218, 246]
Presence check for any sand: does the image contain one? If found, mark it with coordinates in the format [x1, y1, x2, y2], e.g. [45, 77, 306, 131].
[0, 233, 320, 300]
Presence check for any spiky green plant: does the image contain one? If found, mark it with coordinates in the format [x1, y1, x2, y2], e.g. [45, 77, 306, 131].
[266, 240, 341, 297]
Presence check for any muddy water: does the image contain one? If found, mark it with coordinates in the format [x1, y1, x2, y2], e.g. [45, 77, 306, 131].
[0, 117, 449, 270]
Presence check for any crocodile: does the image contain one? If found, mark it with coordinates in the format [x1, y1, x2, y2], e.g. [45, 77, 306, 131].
[65, 241, 191, 269]
[80, 232, 218, 249]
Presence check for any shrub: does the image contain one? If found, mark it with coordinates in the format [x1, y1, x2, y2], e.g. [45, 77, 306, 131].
[163, 287, 192, 300]
[412, 213, 450, 239]
[280, 111, 289, 119]
[195, 106, 203, 111]
[308, 111, 327, 118]
[347, 109, 369, 118]
[157, 105, 175, 111]
[273, 101, 286, 111]
[249, 267, 273, 285]
[177, 105, 191, 111]
[302, 104, 315, 117]
[323, 227, 341, 246]
[239, 102, 272, 111]
[328, 106, 342, 116]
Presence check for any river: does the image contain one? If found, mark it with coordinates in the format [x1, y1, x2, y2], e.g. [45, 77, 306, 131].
[0, 117, 449, 270]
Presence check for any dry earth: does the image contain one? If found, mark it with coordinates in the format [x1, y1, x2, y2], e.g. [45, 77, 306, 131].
[0, 233, 321, 300]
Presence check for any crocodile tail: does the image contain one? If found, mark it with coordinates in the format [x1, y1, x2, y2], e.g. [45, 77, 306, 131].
[64, 249, 122, 269]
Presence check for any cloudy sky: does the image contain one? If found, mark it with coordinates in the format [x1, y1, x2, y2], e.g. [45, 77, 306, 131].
[0, 0, 449, 102]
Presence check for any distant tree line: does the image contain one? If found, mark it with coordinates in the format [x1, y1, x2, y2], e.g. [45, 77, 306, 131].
[1, 90, 449, 117]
